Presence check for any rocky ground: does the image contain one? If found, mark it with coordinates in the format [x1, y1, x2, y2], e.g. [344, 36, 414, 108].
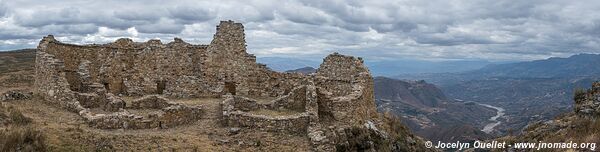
[492, 83, 600, 152]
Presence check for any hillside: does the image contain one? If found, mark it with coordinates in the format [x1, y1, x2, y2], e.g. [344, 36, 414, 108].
[375, 77, 446, 108]
[284, 66, 316, 75]
[496, 82, 600, 151]
[374, 77, 496, 142]
[396, 54, 600, 136]
[256, 57, 320, 72]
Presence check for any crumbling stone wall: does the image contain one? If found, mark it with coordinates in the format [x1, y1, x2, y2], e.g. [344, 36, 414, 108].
[80, 95, 203, 130]
[38, 36, 209, 97]
[34, 49, 204, 129]
[314, 53, 378, 126]
[0, 90, 33, 101]
[222, 84, 316, 135]
[36, 21, 303, 99]
[34, 51, 85, 113]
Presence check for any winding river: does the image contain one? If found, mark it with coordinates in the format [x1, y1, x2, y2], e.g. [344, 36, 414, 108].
[478, 103, 505, 134]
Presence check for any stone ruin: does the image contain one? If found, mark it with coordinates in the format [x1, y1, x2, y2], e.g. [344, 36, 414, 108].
[1, 90, 33, 101]
[34, 20, 382, 151]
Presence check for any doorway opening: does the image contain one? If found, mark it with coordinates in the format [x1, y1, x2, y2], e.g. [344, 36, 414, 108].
[224, 82, 236, 95]
[156, 81, 166, 94]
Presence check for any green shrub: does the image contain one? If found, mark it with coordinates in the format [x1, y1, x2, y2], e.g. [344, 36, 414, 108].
[574, 88, 587, 104]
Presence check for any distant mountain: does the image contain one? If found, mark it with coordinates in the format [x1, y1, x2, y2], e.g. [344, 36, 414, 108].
[396, 53, 600, 136]
[366, 59, 494, 76]
[257, 56, 494, 76]
[374, 77, 496, 142]
[398, 54, 600, 84]
[256, 57, 320, 72]
[285, 66, 316, 75]
[468, 54, 600, 78]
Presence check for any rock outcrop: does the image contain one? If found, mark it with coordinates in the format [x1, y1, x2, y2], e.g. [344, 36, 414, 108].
[574, 82, 600, 118]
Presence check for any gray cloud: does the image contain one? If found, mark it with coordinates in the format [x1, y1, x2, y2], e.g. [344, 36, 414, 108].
[136, 18, 185, 34]
[114, 9, 162, 22]
[0, 1, 6, 17]
[1, 0, 600, 62]
[168, 6, 214, 23]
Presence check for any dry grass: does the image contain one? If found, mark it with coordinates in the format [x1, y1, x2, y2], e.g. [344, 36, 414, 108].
[0, 126, 47, 152]
[498, 114, 600, 152]
[8, 106, 32, 125]
[0, 104, 32, 126]
[169, 97, 222, 106]
[563, 118, 600, 144]
[0, 103, 47, 152]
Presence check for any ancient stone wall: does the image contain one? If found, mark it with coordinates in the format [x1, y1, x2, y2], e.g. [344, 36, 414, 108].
[76, 95, 203, 129]
[34, 50, 85, 113]
[36, 21, 302, 98]
[38, 36, 209, 97]
[222, 84, 317, 135]
[35, 43, 204, 129]
[314, 53, 377, 126]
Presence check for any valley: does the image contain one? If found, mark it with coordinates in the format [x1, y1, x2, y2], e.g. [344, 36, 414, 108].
[392, 54, 600, 137]
[373, 77, 496, 142]
[477, 102, 505, 134]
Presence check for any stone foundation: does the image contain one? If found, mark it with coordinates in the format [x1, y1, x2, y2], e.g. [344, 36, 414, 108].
[222, 84, 315, 135]
[35, 50, 203, 129]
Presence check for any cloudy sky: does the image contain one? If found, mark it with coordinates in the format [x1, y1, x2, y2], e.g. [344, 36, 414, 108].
[1, 0, 600, 61]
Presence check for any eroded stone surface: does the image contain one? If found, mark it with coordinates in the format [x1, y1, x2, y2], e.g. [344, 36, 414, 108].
[1, 90, 33, 101]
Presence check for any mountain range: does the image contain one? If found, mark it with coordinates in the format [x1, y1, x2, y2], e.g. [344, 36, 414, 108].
[257, 57, 495, 76]
[284, 66, 316, 75]
[396, 53, 600, 135]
